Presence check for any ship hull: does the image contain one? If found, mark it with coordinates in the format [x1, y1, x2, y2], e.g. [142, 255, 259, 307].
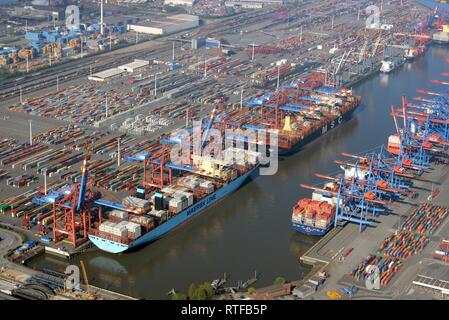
[433, 40, 449, 45]
[279, 107, 356, 156]
[89, 166, 258, 254]
[291, 221, 333, 236]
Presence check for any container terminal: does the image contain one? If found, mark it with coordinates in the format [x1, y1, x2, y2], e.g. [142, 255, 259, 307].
[0, 0, 448, 300]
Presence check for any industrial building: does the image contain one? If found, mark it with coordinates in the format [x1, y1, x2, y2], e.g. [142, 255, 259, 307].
[88, 68, 126, 82]
[86, 15, 139, 34]
[25, 31, 79, 44]
[127, 14, 199, 35]
[103, 15, 139, 28]
[118, 59, 149, 73]
[164, 0, 196, 7]
[88, 59, 149, 81]
[251, 283, 293, 300]
[225, 0, 283, 9]
[12, 5, 64, 21]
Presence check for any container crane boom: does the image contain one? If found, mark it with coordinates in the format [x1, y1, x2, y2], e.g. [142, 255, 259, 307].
[201, 107, 217, 150]
[299, 184, 392, 206]
[76, 155, 90, 212]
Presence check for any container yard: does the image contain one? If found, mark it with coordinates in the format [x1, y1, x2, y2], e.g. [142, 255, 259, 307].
[8, 79, 156, 126]
[349, 203, 448, 288]
[295, 54, 449, 300]
[0, 0, 448, 303]
[5, 0, 433, 130]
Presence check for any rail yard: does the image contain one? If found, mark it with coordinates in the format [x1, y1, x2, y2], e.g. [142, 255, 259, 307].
[0, 0, 448, 302]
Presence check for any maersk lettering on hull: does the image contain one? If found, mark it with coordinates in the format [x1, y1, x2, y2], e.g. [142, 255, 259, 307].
[89, 166, 258, 254]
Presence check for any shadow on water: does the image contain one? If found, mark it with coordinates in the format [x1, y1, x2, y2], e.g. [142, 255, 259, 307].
[26, 46, 449, 299]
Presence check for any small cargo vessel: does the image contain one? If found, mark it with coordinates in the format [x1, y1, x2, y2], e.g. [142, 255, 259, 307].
[291, 198, 336, 236]
[380, 60, 395, 73]
[404, 46, 426, 61]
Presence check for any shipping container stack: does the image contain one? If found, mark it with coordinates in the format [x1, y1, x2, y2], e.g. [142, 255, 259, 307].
[32, 125, 86, 145]
[0, 137, 50, 167]
[292, 198, 335, 230]
[8, 82, 154, 125]
[433, 240, 449, 262]
[0, 182, 64, 218]
[0, 169, 9, 181]
[350, 203, 449, 288]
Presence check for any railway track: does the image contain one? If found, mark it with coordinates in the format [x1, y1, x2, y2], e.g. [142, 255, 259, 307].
[0, 9, 266, 101]
[0, 4, 317, 101]
[12, 283, 54, 300]
[0, 46, 172, 101]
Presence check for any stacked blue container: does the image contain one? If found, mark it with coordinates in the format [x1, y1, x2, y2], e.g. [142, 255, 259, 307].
[25, 32, 42, 41]
[30, 41, 47, 55]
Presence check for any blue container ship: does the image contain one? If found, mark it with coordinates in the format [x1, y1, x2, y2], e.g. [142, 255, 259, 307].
[88, 160, 259, 254]
[291, 221, 333, 236]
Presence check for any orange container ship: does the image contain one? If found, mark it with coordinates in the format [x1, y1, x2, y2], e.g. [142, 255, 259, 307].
[241, 80, 361, 155]
[291, 198, 336, 236]
[276, 87, 361, 154]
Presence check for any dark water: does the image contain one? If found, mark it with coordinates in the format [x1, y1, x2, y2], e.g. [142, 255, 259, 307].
[27, 46, 449, 299]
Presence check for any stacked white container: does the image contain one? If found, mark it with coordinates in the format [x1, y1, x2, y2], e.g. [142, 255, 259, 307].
[200, 181, 214, 193]
[111, 221, 128, 239]
[125, 222, 142, 239]
[149, 210, 168, 221]
[169, 197, 183, 213]
[99, 221, 116, 234]
[109, 209, 129, 220]
[123, 196, 151, 212]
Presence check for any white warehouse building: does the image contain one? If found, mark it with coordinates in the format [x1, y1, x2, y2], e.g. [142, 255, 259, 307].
[118, 59, 149, 73]
[127, 14, 199, 35]
[164, 0, 196, 6]
[88, 68, 126, 82]
[225, 0, 283, 8]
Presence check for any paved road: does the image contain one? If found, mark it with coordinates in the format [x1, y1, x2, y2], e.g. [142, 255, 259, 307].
[0, 227, 37, 280]
[0, 228, 21, 265]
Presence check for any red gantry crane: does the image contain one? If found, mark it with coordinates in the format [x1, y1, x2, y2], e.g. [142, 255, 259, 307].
[39, 155, 100, 247]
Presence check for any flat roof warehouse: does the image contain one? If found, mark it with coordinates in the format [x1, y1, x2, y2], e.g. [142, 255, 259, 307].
[127, 14, 199, 35]
[88, 68, 126, 82]
[88, 59, 149, 82]
[118, 59, 150, 73]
